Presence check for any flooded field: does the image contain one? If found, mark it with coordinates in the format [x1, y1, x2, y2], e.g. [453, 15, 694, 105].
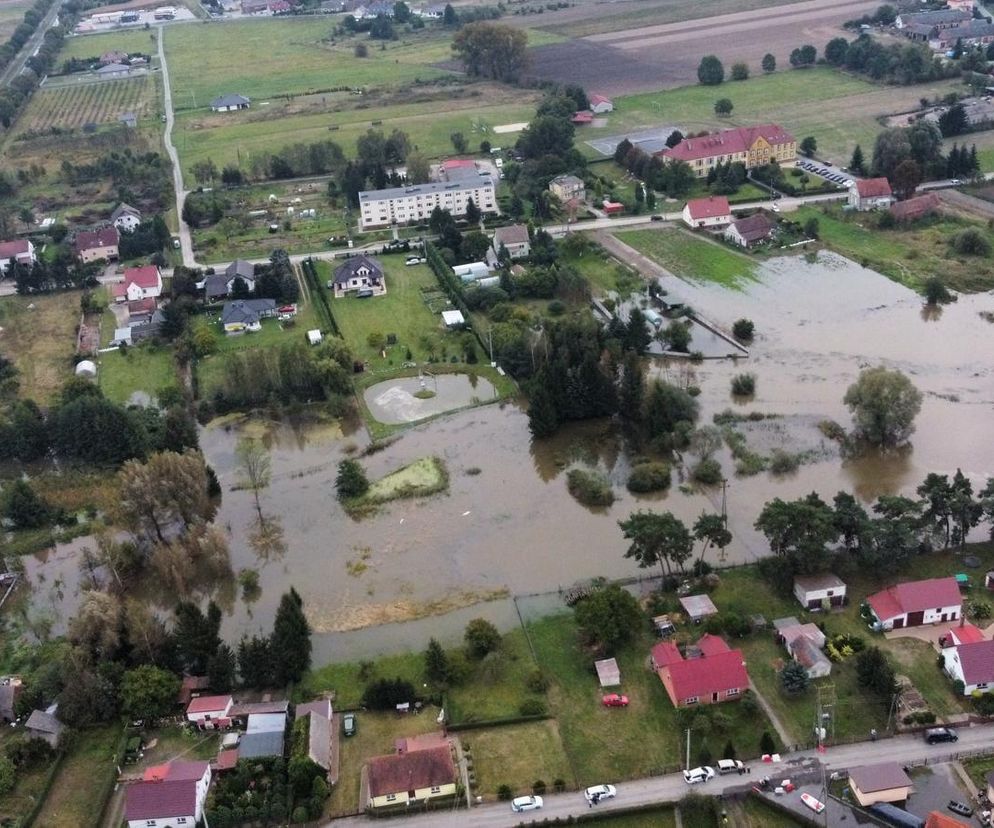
[363, 373, 498, 424]
[18, 252, 994, 662]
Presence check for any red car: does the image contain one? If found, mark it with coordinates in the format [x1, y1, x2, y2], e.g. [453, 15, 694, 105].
[602, 693, 629, 707]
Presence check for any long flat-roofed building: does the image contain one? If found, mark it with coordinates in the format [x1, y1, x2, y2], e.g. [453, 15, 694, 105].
[358, 177, 498, 230]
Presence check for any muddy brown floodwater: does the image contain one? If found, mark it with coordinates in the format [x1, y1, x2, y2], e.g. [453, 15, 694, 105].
[19, 252, 994, 662]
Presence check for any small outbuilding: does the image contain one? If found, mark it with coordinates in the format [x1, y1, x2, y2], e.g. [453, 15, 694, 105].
[848, 762, 913, 807]
[441, 310, 465, 328]
[25, 709, 64, 747]
[723, 213, 774, 248]
[680, 594, 718, 624]
[307, 329, 323, 345]
[793, 574, 846, 610]
[594, 657, 621, 688]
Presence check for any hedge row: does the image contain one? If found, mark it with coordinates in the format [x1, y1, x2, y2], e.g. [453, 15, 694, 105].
[301, 257, 340, 336]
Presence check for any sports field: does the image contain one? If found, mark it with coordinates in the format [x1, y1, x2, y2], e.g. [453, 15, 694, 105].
[598, 68, 962, 163]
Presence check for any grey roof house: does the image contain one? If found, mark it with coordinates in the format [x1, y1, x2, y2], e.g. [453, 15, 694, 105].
[331, 254, 386, 298]
[205, 260, 256, 300]
[221, 299, 277, 331]
[296, 699, 333, 773]
[25, 709, 64, 747]
[211, 94, 251, 112]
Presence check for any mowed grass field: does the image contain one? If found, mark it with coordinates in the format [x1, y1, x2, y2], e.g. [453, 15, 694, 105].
[0, 293, 79, 404]
[615, 227, 758, 289]
[23, 76, 156, 130]
[58, 28, 158, 62]
[0, 0, 32, 39]
[601, 68, 962, 163]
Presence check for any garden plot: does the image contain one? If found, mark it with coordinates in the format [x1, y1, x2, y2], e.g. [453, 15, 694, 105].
[23, 76, 155, 131]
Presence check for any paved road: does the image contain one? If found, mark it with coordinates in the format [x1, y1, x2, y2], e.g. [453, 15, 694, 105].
[0, 0, 63, 89]
[327, 724, 994, 827]
[156, 26, 195, 268]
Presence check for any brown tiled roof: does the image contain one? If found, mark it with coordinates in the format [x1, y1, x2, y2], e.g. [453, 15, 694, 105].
[367, 745, 456, 798]
[849, 762, 911, 794]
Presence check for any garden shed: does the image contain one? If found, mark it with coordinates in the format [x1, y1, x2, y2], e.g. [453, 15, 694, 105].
[594, 658, 621, 688]
[680, 594, 718, 624]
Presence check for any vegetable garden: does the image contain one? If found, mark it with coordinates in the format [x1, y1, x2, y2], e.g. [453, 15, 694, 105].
[21, 76, 154, 131]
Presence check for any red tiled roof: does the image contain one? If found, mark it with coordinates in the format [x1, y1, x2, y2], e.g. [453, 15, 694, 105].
[949, 624, 984, 645]
[125, 779, 199, 821]
[571, 110, 594, 124]
[855, 177, 892, 198]
[589, 94, 611, 106]
[685, 196, 730, 220]
[954, 640, 994, 684]
[729, 213, 774, 242]
[651, 641, 682, 668]
[124, 265, 161, 289]
[186, 694, 232, 715]
[367, 744, 456, 798]
[74, 226, 119, 253]
[213, 748, 239, 771]
[395, 732, 448, 754]
[662, 124, 794, 163]
[128, 297, 157, 314]
[0, 240, 30, 258]
[926, 812, 972, 828]
[697, 633, 731, 657]
[143, 760, 209, 783]
[178, 675, 209, 706]
[665, 648, 748, 702]
[867, 577, 961, 622]
[890, 192, 940, 220]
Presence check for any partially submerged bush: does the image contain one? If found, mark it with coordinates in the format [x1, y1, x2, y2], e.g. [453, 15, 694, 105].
[627, 462, 671, 493]
[567, 468, 614, 506]
[730, 373, 756, 396]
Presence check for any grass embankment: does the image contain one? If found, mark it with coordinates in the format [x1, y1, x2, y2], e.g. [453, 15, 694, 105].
[602, 68, 961, 163]
[615, 227, 758, 289]
[342, 455, 449, 517]
[795, 205, 994, 292]
[0, 294, 79, 405]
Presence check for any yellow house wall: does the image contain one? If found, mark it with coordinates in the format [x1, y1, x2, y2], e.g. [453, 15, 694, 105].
[850, 781, 912, 807]
[370, 782, 458, 809]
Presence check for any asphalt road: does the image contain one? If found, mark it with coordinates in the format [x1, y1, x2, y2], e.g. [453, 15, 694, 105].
[0, 0, 63, 89]
[326, 724, 994, 827]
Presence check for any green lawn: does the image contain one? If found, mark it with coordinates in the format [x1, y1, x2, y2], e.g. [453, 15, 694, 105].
[0, 728, 54, 824]
[962, 754, 994, 790]
[602, 68, 962, 163]
[527, 614, 778, 785]
[98, 345, 176, 405]
[581, 808, 679, 828]
[468, 721, 574, 796]
[58, 29, 160, 62]
[794, 205, 994, 292]
[193, 214, 349, 263]
[319, 257, 460, 368]
[615, 227, 758, 289]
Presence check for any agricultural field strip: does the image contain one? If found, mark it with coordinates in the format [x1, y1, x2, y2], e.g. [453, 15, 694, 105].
[584, 0, 877, 47]
[20, 76, 153, 130]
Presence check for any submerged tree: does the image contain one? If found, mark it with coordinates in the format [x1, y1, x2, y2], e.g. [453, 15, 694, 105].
[236, 437, 271, 523]
[843, 366, 922, 447]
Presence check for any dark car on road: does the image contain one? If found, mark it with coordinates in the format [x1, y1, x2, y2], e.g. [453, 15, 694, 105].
[925, 727, 958, 744]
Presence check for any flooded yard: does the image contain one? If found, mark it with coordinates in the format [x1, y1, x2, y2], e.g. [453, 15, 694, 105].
[17, 252, 994, 662]
[363, 373, 498, 424]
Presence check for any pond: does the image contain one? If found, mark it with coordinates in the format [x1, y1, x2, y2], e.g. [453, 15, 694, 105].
[17, 252, 994, 662]
[363, 373, 498, 424]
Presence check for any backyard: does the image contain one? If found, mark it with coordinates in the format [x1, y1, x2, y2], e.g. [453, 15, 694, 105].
[614, 227, 758, 289]
[0, 292, 80, 404]
[98, 344, 177, 405]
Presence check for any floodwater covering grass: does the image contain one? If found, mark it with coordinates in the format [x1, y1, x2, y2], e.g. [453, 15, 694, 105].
[794, 205, 994, 292]
[615, 228, 758, 289]
[344, 456, 449, 517]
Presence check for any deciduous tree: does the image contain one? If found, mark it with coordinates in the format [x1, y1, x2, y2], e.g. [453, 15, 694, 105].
[120, 665, 181, 723]
[697, 55, 724, 85]
[573, 584, 642, 651]
[464, 618, 501, 659]
[451, 22, 529, 83]
[619, 510, 693, 578]
[843, 366, 922, 446]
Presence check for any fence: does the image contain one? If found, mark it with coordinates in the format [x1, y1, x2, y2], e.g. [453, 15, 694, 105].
[300, 257, 340, 337]
[19, 751, 66, 828]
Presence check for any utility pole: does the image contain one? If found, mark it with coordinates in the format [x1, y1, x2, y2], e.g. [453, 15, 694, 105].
[685, 728, 691, 770]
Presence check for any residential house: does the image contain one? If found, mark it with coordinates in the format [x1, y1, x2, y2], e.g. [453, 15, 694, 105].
[491, 224, 531, 261]
[594, 658, 620, 688]
[332, 254, 386, 298]
[929, 19, 994, 49]
[204, 259, 256, 300]
[889, 192, 940, 223]
[111, 203, 142, 233]
[549, 174, 586, 203]
[589, 94, 613, 114]
[125, 760, 211, 828]
[0, 677, 22, 722]
[100, 50, 128, 65]
[680, 594, 719, 623]
[943, 637, 994, 695]
[185, 694, 233, 725]
[650, 634, 749, 707]
[682, 196, 732, 228]
[221, 299, 277, 333]
[0, 239, 37, 270]
[849, 178, 893, 211]
[939, 623, 984, 649]
[25, 709, 64, 747]
[96, 63, 131, 78]
[415, 4, 445, 18]
[210, 94, 251, 112]
[896, 9, 970, 30]
[723, 212, 774, 247]
[73, 226, 120, 263]
[659, 124, 796, 178]
[366, 744, 458, 810]
[777, 622, 831, 679]
[358, 177, 498, 229]
[793, 574, 847, 610]
[866, 576, 962, 630]
[847, 762, 913, 807]
[112, 265, 162, 303]
[177, 676, 209, 707]
[295, 699, 333, 773]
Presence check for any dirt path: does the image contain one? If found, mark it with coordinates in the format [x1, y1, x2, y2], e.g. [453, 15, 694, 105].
[157, 26, 194, 268]
[938, 189, 994, 220]
[748, 679, 795, 748]
[591, 227, 682, 285]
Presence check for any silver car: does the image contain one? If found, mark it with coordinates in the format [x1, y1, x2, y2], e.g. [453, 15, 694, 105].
[584, 784, 617, 802]
[511, 795, 543, 812]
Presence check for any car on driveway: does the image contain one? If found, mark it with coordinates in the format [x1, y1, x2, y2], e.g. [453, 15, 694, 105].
[602, 693, 629, 707]
[511, 795, 543, 812]
[342, 712, 357, 737]
[949, 801, 973, 817]
[584, 784, 617, 802]
[683, 766, 716, 784]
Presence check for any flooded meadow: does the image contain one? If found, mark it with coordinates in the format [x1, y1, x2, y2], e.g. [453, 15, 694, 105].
[18, 252, 994, 661]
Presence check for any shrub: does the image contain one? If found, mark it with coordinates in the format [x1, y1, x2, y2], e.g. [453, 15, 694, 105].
[546, 299, 566, 316]
[923, 277, 954, 305]
[730, 373, 756, 396]
[969, 600, 992, 620]
[553, 778, 566, 793]
[291, 805, 310, 823]
[566, 468, 614, 506]
[732, 318, 754, 341]
[525, 669, 549, 693]
[497, 784, 513, 801]
[975, 694, 994, 716]
[336, 459, 369, 499]
[768, 450, 801, 474]
[692, 457, 723, 485]
[464, 618, 501, 659]
[951, 227, 991, 256]
[626, 462, 671, 493]
[532, 779, 547, 795]
[692, 559, 713, 577]
[362, 677, 417, 710]
[519, 698, 548, 716]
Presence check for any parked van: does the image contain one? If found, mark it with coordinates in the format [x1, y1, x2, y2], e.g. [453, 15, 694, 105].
[925, 727, 958, 744]
[717, 759, 745, 775]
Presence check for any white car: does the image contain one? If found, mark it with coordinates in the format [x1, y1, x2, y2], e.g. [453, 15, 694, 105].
[584, 784, 616, 802]
[683, 766, 716, 784]
[511, 795, 543, 812]
[801, 792, 826, 814]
